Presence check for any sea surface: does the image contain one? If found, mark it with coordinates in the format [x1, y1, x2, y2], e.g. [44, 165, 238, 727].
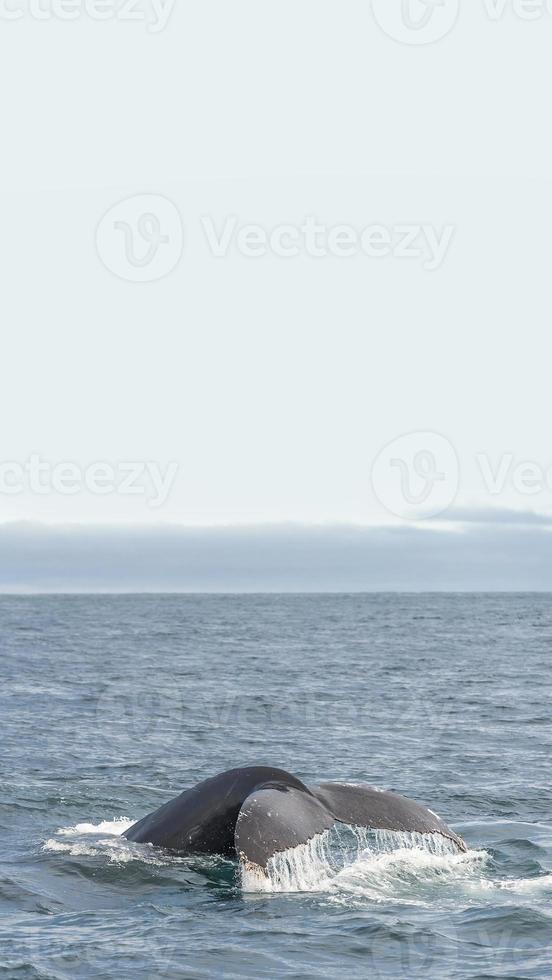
[1, 593, 551, 979]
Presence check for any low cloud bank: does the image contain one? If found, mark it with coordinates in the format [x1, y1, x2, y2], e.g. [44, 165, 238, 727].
[0, 515, 551, 592]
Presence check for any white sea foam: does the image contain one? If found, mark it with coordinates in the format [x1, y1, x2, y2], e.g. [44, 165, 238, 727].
[496, 874, 552, 895]
[241, 826, 488, 897]
[44, 818, 550, 902]
[42, 817, 165, 864]
[57, 818, 134, 837]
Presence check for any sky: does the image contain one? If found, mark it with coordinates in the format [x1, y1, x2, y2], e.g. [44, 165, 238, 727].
[1, 2, 551, 588]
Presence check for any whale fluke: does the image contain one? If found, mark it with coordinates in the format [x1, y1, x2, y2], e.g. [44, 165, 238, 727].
[235, 780, 466, 870]
[122, 766, 466, 868]
[235, 783, 336, 868]
[312, 782, 467, 852]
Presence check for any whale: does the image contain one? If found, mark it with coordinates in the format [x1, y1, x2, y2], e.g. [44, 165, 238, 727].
[123, 766, 466, 872]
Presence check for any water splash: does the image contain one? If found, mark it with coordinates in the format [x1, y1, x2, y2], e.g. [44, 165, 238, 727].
[57, 818, 133, 837]
[241, 825, 487, 896]
[43, 817, 551, 906]
[42, 817, 164, 864]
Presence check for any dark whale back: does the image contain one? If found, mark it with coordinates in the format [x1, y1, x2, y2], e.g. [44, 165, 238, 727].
[123, 766, 307, 854]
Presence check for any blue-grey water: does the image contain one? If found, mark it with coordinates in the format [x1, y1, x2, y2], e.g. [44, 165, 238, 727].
[1, 594, 551, 979]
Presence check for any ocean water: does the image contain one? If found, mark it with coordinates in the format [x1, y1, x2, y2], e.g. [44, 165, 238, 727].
[1, 593, 551, 979]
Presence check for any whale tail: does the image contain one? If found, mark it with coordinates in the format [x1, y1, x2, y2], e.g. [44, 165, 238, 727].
[122, 766, 466, 870]
[235, 780, 466, 872]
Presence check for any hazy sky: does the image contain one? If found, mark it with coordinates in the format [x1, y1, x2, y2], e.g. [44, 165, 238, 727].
[1, 3, 551, 535]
